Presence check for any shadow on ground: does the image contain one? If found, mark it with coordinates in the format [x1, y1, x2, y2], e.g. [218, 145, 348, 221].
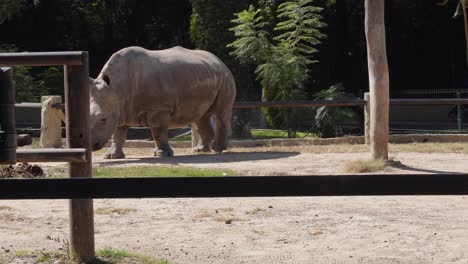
[95, 151, 301, 167]
[388, 160, 464, 174]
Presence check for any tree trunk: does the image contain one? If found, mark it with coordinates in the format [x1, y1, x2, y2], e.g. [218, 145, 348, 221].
[462, 0, 468, 66]
[365, 0, 389, 160]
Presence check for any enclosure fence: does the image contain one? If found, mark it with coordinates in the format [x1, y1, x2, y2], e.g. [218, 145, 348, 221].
[1, 52, 468, 262]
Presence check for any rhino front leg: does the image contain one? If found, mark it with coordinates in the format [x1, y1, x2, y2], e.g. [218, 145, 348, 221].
[150, 126, 174, 157]
[104, 126, 128, 159]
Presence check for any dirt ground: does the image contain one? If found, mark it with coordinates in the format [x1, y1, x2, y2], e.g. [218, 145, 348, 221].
[1, 145, 468, 263]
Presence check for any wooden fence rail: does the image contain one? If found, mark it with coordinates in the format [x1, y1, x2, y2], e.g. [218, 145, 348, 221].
[19, 98, 468, 111]
[1, 174, 467, 199]
[0, 51, 84, 66]
[0, 51, 94, 261]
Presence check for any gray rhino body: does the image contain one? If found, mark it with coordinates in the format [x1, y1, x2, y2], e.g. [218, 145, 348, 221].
[90, 46, 236, 158]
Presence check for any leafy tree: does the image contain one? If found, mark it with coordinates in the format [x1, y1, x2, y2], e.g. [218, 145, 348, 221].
[228, 0, 326, 136]
[312, 83, 356, 138]
[0, 44, 41, 102]
[0, 0, 27, 23]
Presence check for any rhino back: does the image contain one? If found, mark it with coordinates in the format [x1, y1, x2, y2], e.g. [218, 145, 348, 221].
[100, 46, 232, 127]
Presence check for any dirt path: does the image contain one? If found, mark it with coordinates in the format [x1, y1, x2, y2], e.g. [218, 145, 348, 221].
[93, 148, 468, 176]
[1, 147, 468, 263]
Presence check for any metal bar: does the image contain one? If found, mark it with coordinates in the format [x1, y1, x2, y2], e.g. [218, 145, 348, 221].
[0, 175, 467, 199]
[0, 52, 83, 66]
[16, 148, 86, 163]
[0, 67, 16, 164]
[64, 52, 94, 261]
[233, 100, 366, 109]
[390, 98, 468, 106]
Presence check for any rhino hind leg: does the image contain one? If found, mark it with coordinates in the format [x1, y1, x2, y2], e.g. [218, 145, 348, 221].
[104, 126, 128, 159]
[150, 126, 174, 157]
[191, 113, 215, 153]
[211, 107, 233, 153]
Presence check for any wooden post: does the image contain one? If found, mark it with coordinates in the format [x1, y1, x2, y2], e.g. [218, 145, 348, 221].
[0, 67, 16, 164]
[365, 0, 389, 160]
[64, 52, 95, 261]
[40, 96, 63, 148]
[364, 92, 370, 145]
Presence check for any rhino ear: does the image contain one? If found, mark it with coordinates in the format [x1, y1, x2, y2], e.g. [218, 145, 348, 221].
[102, 74, 110, 86]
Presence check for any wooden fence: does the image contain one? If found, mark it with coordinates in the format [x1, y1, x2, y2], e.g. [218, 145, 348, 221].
[2, 51, 468, 262]
[0, 51, 94, 261]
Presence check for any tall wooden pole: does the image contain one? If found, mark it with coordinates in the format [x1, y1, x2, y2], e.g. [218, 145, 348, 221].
[461, 0, 468, 66]
[65, 52, 95, 261]
[0, 67, 16, 164]
[365, 0, 389, 160]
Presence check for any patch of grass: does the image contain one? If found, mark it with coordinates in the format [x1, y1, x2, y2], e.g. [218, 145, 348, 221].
[0, 206, 13, 211]
[95, 207, 136, 215]
[342, 158, 386, 173]
[92, 166, 236, 178]
[250, 129, 316, 139]
[170, 134, 191, 141]
[3, 249, 169, 264]
[170, 129, 317, 141]
[97, 248, 170, 264]
[35, 251, 68, 263]
[14, 250, 29, 257]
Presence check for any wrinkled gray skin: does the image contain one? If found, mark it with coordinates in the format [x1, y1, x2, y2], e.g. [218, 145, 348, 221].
[90, 46, 236, 158]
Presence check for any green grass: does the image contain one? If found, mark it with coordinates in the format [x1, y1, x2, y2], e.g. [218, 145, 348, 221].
[250, 129, 316, 139]
[92, 166, 236, 178]
[97, 248, 170, 264]
[34, 251, 70, 263]
[171, 129, 317, 141]
[6, 249, 169, 264]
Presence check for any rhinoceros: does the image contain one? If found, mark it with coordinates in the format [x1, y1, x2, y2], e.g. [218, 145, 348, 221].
[89, 46, 236, 159]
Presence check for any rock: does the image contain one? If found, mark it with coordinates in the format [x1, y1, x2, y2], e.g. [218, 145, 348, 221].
[17, 134, 32, 146]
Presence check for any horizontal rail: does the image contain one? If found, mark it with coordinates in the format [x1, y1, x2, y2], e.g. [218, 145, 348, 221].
[15, 148, 86, 163]
[13, 98, 468, 111]
[390, 98, 468, 106]
[233, 100, 365, 109]
[15, 103, 42, 108]
[0, 51, 84, 66]
[0, 174, 467, 199]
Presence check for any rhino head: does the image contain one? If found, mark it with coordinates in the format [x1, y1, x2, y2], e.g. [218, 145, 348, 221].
[89, 75, 120, 151]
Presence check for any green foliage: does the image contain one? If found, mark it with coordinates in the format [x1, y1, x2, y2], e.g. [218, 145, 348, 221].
[227, 5, 271, 63]
[227, 0, 326, 135]
[0, 44, 40, 102]
[0, 0, 27, 23]
[313, 83, 356, 138]
[274, 0, 326, 62]
[99, 248, 170, 264]
[37, 67, 64, 97]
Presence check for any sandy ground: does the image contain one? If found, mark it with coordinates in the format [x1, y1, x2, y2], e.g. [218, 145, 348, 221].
[1, 146, 468, 263]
